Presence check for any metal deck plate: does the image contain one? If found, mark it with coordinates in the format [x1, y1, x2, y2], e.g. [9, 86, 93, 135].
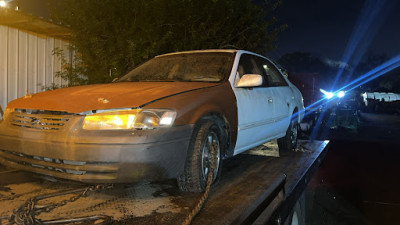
[0, 140, 328, 224]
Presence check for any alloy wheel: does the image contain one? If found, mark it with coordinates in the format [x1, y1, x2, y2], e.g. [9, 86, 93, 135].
[201, 131, 220, 183]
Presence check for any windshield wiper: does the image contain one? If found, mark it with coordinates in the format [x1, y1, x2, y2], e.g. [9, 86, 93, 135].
[139, 79, 180, 82]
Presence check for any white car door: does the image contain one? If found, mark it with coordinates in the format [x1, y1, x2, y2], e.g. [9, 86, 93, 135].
[232, 54, 277, 155]
[259, 58, 292, 136]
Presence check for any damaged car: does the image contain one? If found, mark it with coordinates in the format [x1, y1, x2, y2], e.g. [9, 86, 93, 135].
[0, 50, 304, 192]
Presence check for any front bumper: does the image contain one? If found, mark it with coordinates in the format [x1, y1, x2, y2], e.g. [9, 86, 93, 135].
[0, 116, 193, 183]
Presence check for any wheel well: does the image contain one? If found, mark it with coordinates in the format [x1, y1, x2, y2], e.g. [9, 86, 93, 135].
[292, 107, 300, 123]
[196, 113, 232, 159]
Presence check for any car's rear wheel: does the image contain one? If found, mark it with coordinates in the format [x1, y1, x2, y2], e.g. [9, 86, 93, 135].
[178, 119, 223, 192]
[278, 114, 299, 153]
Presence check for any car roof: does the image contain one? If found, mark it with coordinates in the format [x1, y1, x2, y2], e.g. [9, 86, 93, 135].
[156, 50, 273, 63]
[157, 49, 240, 57]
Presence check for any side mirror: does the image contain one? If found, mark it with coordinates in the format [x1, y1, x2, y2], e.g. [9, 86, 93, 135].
[236, 74, 263, 88]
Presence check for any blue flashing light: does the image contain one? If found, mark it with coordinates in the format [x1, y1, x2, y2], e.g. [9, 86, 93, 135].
[320, 89, 334, 99]
[304, 54, 400, 115]
[294, 54, 400, 142]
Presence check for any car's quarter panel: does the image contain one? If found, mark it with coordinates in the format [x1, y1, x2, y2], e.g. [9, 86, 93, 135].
[269, 86, 292, 135]
[289, 83, 305, 122]
[0, 110, 193, 183]
[142, 81, 238, 157]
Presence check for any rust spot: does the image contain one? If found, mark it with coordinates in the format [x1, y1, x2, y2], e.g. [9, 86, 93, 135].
[98, 98, 110, 104]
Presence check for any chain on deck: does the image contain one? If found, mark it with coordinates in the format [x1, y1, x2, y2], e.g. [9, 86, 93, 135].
[1, 184, 114, 225]
[0, 142, 226, 225]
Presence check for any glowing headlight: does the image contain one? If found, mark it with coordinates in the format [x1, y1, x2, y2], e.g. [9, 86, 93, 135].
[337, 91, 346, 98]
[326, 92, 334, 99]
[0, 1, 7, 8]
[82, 109, 176, 130]
[320, 89, 334, 99]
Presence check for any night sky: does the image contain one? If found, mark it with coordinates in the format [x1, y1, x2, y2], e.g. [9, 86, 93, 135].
[12, 0, 400, 63]
[269, 0, 400, 61]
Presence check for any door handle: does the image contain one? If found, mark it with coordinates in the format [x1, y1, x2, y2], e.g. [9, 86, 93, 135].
[268, 97, 273, 103]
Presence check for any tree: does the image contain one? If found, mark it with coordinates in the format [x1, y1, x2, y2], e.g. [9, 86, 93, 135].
[51, 0, 285, 84]
[278, 52, 338, 87]
[52, 47, 87, 86]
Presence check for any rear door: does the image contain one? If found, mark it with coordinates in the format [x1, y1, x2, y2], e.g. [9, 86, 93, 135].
[259, 58, 292, 136]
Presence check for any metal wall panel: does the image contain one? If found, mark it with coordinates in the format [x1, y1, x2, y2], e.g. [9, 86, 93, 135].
[18, 31, 28, 98]
[53, 39, 62, 86]
[61, 43, 70, 87]
[28, 33, 38, 94]
[7, 28, 18, 104]
[37, 35, 46, 93]
[0, 26, 7, 111]
[0, 25, 70, 111]
[45, 37, 54, 88]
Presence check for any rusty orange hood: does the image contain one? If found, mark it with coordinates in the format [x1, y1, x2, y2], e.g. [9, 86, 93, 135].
[7, 82, 220, 113]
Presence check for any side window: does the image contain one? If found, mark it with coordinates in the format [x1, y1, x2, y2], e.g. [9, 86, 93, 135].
[259, 58, 288, 87]
[237, 54, 269, 86]
[237, 54, 263, 78]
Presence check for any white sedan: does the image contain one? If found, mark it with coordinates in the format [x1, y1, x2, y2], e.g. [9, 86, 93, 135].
[0, 50, 304, 192]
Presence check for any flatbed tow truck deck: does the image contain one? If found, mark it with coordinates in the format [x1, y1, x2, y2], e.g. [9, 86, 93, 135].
[0, 140, 328, 225]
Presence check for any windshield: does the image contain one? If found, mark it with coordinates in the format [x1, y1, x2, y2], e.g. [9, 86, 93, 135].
[117, 52, 235, 83]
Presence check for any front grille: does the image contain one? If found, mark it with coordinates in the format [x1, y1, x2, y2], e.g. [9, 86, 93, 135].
[0, 149, 117, 176]
[10, 109, 75, 131]
[20, 152, 85, 174]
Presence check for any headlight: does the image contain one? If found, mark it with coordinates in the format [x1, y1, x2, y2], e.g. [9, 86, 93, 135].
[320, 89, 334, 99]
[82, 109, 177, 130]
[320, 89, 346, 99]
[337, 91, 346, 98]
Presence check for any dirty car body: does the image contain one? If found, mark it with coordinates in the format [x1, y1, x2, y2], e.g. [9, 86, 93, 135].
[0, 50, 304, 185]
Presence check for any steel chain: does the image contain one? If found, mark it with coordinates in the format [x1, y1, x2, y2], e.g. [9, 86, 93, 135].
[182, 141, 218, 225]
[9, 184, 113, 225]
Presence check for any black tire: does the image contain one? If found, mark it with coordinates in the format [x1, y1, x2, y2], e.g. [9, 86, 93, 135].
[278, 115, 299, 153]
[177, 118, 224, 192]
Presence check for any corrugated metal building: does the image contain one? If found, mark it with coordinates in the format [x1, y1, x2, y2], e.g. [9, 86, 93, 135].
[0, 8, 71, 111]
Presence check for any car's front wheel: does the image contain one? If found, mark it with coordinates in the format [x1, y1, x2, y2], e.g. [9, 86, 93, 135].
[178, 119, 223, 192]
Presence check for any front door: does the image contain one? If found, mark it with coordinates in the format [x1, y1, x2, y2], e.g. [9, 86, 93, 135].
[232, 53, 277, 155]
